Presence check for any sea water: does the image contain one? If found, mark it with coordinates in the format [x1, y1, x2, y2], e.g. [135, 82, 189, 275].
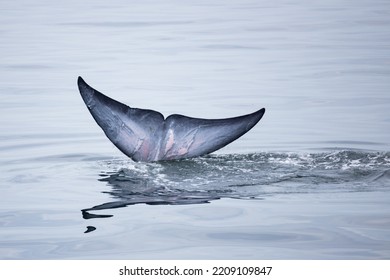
[0, 0, 389, 259]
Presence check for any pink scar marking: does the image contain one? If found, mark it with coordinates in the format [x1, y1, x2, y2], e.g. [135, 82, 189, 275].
[178, 147, 188, 155]
[165, 129, 175, 154]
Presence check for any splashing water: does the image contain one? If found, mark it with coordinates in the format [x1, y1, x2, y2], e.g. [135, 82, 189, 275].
[83, 151, 390, 214]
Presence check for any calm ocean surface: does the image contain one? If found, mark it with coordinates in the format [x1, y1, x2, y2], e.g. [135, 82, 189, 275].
[1, 0, 389, 259]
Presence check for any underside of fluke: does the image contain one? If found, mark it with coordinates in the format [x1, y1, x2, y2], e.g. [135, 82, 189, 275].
[77, 76, 265, 162]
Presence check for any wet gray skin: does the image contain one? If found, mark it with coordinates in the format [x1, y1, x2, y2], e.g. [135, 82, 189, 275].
[77, 76, 265, 162]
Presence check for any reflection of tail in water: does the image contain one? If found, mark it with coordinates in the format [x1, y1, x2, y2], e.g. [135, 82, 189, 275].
[80, 176, 225, 233]
[81, 196, 220, 220]
[81, 170, 227, 224]
[80, 165, 229, 231]
[81, 151, 390, 232]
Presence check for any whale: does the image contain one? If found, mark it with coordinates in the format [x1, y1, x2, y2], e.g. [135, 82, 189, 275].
[77, 76, 265, 162]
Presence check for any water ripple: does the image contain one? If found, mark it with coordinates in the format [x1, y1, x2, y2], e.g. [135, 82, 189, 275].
[82, 151, 390, 219]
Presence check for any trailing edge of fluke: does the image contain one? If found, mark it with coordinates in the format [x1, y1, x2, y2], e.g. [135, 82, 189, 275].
[77, 76, 265, 162]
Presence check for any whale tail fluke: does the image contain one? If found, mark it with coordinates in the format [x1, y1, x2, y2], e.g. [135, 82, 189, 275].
[77, 76, 265, 162]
